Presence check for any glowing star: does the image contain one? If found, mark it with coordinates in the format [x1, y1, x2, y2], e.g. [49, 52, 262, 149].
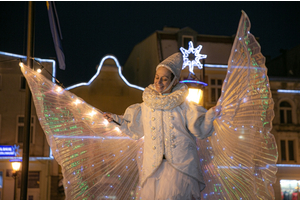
[180, 41, 207, 74]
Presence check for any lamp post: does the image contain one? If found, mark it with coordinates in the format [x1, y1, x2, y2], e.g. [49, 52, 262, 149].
[10, 159, 22, 200]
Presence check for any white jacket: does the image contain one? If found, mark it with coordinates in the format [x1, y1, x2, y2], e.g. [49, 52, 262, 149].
[112, 83, 216, 190]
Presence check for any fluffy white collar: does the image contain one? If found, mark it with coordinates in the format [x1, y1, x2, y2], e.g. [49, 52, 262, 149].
[142, 83, 188, 110]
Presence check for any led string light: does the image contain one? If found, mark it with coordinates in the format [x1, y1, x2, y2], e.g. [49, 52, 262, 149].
[277, 89, 300, 94]
[32, 59, 65, 89]
[0, 51, 56, 83]
[65, 55, 144, 91]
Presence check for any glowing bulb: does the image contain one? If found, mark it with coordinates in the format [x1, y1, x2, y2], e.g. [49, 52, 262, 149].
[89, 110, 96, 117]
[55, 87, 63, 93]
[19, 62, 24, 68]
[186, 88, 202, 104]
[103, 119, 109, 125]
[11, 162, 21, 171]
[73, 99, 81, 105]
[114, 127, 120, 132]
[37, 69, 42, 73]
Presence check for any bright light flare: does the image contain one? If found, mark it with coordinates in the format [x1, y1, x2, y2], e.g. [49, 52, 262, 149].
[19, 62, 24, 68]
[37, 69, 42, 73]
[11, 162, 21, 171]
[73, 99, 81, 105]
[186, 88, 202, 104]
[114, 127, 121, 133]
[103, 119, 109, 125]
[55, 87, 63, 93]
[88, 110, 97, 117]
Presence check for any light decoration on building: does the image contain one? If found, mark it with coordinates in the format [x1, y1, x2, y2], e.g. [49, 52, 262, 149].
[0, 51, 56, 161]
[65, 55, 144, 91]
[277, 89, 300, 94]
[180, 41, 207, 74]
[0, 51, 56, 83]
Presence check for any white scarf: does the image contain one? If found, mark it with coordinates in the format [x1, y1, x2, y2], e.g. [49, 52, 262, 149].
[142, 83, 188, 110]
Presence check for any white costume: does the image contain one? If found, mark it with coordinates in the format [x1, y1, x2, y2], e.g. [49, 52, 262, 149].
[112, 83, 216, 199]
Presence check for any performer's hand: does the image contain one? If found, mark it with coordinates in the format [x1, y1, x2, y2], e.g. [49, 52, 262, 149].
[103, 112, 114, 122]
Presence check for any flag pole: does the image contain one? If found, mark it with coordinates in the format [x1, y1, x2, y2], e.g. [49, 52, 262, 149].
[20, 2, 35, 200]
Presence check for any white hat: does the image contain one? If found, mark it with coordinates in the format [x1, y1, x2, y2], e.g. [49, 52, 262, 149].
[156, 52, 182, 80]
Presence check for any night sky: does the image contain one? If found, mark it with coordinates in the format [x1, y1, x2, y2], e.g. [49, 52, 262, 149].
[1, 1, 300, 87]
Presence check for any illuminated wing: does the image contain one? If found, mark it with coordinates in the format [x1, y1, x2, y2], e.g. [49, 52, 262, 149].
[20, 64, 144, 199]
[198, 11, 278, 199]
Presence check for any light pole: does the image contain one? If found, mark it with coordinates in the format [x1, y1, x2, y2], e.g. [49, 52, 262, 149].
[10, 159, 22, 200]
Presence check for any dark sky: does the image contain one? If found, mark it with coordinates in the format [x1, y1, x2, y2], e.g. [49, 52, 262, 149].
[1, 1, 300, 87]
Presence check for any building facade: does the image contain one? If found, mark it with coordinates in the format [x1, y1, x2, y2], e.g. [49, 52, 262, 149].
[0, 51, 62, 200]
[266, 44, 300, 199]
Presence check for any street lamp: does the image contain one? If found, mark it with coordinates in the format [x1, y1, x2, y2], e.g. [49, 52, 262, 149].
[10, 159, 22, 200]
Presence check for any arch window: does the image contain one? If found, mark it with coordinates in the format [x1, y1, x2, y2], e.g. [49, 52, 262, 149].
[279, 101, 292, 124]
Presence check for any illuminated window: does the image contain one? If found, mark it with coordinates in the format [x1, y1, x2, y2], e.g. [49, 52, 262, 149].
[280, 180, 300, 199]
[279, 101, 292, 124]
[210, 78, 223, 103]
[182, 36, 193, 49]
[16, 116, 35, 144]
[20, 76, 26, 90]
[280, 140, 295, 162]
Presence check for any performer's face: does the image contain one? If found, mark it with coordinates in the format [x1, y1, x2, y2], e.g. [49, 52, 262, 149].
[154, 67, 173, 93]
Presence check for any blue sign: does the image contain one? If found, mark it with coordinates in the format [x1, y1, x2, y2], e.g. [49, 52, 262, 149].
[0, 145, 19, 157]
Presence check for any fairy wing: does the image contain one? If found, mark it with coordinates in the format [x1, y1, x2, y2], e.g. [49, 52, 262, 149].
[198, 11, 278, 199]
[20, 64, 144, 199]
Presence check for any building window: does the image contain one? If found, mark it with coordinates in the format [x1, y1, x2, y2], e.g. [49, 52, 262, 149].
[182, 36, 193, 49]
[280, 180, 300, 200]
[210, 78, 223, 103]
[279, 101, 292, 124]
[18, 171, 40, 188]
[20, 76, 26, 90]
[17, 116, 35, 144]
[280, 139, 295, 162]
